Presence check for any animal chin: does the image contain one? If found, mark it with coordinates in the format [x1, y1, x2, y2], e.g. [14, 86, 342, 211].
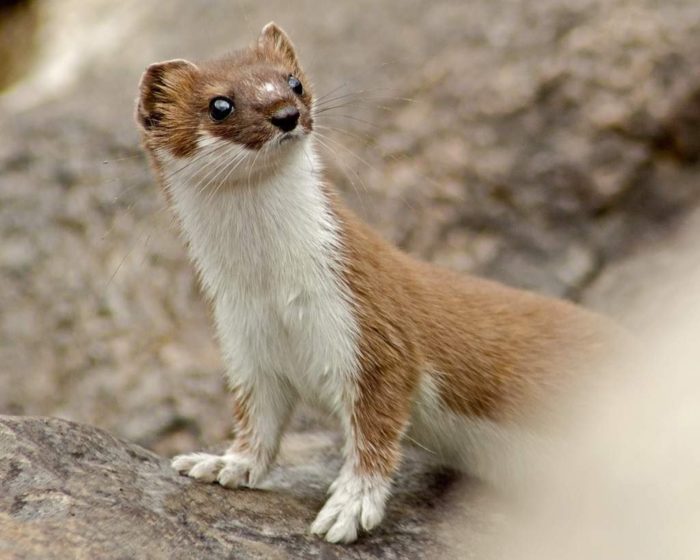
[278, 132, 300, 145]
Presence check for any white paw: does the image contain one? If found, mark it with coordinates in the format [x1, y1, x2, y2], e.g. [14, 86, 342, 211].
[310, 473, 390, 543]
[171, 451, 266, 488]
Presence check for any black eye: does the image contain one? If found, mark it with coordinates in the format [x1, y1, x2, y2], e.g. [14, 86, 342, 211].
[288, 75, 303, 95]
[209, 96, 234, 121]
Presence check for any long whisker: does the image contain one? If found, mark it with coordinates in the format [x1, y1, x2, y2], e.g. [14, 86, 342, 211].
[315, 127, 430, 217]
[314, 131, 376, 175]
[206, 157, 239, 204]
[163, 141, 232, 182]
[101, 153, 145, 165]
[216, 150, 251, 187]
[313, 91, 414, 112]
[189, 146, 242, 198]
[315, 113, 382, 130]
[246, 143, 264, 189]
[314, 133, 369, 217]
[203, 150, 249, 205]
[196, 150, 240, 200]
[313, 61, 397, 104]
[315, 124, 374, 145]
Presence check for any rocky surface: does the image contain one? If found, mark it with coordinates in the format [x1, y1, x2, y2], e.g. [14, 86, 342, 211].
[0, 415, 496, 559]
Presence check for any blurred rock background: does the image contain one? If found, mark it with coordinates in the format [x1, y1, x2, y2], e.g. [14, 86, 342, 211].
[1, 0, 699, 458]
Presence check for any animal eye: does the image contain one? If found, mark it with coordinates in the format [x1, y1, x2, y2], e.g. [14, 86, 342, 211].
[288, 75, 303, 95]
[209, 97, 234, 121]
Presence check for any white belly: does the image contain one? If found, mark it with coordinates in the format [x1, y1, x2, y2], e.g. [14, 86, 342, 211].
[214, 281, 359, 411]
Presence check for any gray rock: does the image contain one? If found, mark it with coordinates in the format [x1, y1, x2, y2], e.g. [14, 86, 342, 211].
[0, 415, 495, 559]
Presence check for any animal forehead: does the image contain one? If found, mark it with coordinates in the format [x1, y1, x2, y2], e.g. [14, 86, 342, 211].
[202, 64, 290, 97]
[208, 58, 289, 82]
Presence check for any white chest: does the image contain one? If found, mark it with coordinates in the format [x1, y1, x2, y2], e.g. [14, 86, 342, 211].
[162, 145, 360, 408]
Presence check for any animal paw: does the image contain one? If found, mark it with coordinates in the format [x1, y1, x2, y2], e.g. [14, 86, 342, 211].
[171, 451, 266, 488]
[310, 473, 389, 543]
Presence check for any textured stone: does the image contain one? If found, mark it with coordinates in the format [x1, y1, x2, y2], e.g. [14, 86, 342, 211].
[0, 416, 489, 560]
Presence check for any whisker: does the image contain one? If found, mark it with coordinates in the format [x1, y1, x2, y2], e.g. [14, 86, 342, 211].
[204, 144, 247, 187]
[315, 124, 374, 145]
[315, 113, 382, 129]
[189, 146, 242, 198]
[164, 142, 232, 181]
[101, 154, 144, 165]
[246, 143, 264, 188]
[314, 131, 376, 173]
[313, 60, 398, 104]
[314, 130, 426, 217]
[313, 90, 414, 111]
[402, 433, 437, 456]
[314, 133, 369, 217]
[203, 150, 249, 205]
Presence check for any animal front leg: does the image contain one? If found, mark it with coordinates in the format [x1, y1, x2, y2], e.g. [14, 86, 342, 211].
[311, 370, 413, 543]
[173, 376, 297, 489]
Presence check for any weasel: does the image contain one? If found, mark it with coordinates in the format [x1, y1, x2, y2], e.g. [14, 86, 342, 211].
[136, 22, 624, 544]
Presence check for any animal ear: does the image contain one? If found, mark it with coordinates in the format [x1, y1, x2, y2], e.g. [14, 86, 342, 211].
[136, 58, 198, 130]
[258, 22, 300, 71]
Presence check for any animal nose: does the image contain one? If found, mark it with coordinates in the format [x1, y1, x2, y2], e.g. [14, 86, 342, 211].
[270, 106, 300, 132]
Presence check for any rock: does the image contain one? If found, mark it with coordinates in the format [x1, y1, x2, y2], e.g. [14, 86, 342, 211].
[0, 415, 490, 559]
[351, 0, 700, 297]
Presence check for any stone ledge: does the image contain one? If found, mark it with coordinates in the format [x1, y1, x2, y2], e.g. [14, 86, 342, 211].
[0, 415, 479, 559]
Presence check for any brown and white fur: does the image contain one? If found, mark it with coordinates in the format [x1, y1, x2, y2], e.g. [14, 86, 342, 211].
[136, 23, 623, 544]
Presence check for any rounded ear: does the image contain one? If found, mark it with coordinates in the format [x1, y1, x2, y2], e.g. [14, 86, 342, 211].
[257, 21, 300, 71]
[135, 58, 198, 130]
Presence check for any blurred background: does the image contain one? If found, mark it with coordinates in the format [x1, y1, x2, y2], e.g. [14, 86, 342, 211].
[1, 0, 699, 462]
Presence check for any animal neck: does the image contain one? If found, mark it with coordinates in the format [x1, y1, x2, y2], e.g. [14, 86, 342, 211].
[163, 141, 344, 300]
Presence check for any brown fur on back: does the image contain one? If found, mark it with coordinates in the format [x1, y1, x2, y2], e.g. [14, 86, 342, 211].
[327, 188, 623, 473]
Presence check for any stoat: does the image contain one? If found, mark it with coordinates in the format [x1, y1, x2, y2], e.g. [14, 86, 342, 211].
[135, 22, 623, 544]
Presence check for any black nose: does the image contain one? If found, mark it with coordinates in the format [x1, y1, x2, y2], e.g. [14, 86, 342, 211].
[270, 106, 300, 132]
